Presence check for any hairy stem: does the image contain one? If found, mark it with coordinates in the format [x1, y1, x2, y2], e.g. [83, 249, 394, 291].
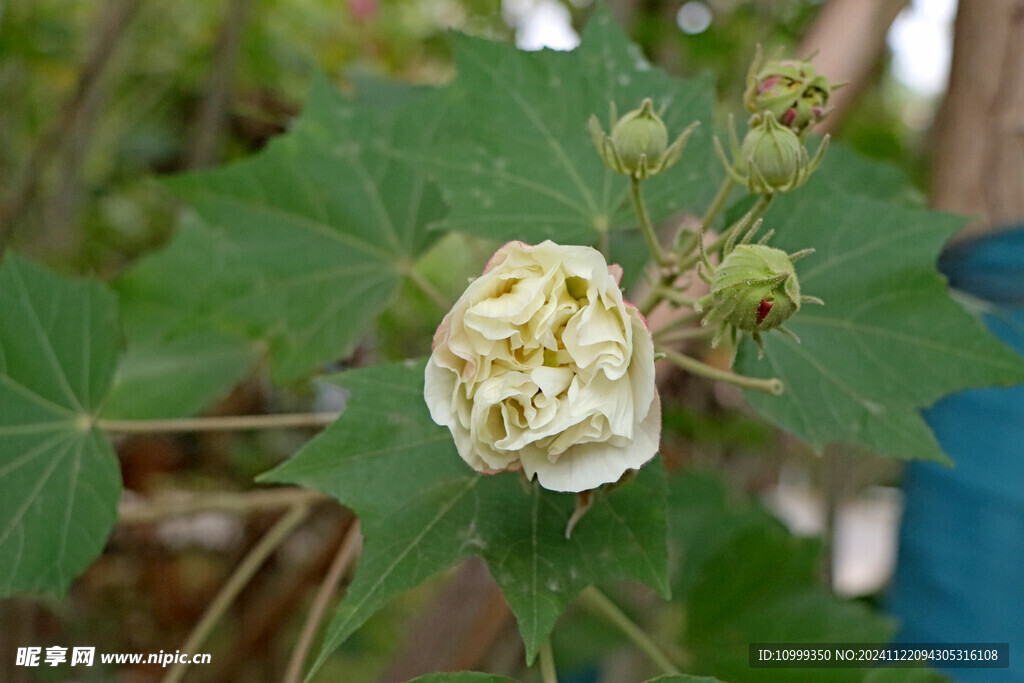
[539, 638, 558, 683]
[96, 412, 339, 434]
[163, 503, 310, 683]
[652, 285, 701, 309]
[118, 487, 329, 524]
[630, 177, 669, 267]
[284, 520, 364, 683]
[679, 192, 775, 273]
[655, 326, 715, 345]
[652, 309, 705, 339]
[579, 586, 680, 675]
[661, 348, 784, 395]
[699, 175, 737, 236]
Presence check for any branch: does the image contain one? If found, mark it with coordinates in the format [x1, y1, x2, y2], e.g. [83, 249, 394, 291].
[96, 411, 340, 435]
[284, 520, 363, 683]
[0, 0, 143, 252]
[118, 487, 330, 524]
[186, 0, 250, 168]
[163, 503, 310, 683]
[799, 0, 909, 135]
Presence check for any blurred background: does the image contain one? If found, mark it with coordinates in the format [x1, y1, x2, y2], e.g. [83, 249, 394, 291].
[2, 0, 1021, 681]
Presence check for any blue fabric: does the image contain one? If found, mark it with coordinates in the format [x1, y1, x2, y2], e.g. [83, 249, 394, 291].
[889, 227, 1024, 682]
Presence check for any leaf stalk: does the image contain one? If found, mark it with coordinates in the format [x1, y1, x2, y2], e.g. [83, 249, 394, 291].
[660, 348, 783, 395]
[578, 586, 680, 675]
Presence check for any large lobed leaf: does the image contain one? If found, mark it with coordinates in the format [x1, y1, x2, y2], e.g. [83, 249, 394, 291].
[123, 75, 447, 385]
[261, 361, 668, 675]
[0, 256, 122, 597]
[416, 6, 718, 247]
[108, 216, 259, 419]
[735, 186, 1024, 462]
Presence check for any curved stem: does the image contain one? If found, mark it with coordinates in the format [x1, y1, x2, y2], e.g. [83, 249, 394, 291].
[96, 412, 339, 434]
[284, 519, 363, 683]
[638, 178, 743, 317]
[163, 503, 310, 683]
[652, 285, 701, 309]
[656, 326, 715, 345]
[539, 638, 558, 683]
[699, 175, 737, 235]
[579, 586, 680, 675]
[630, 177, 669, 267]
[661, 348, 784, 395]
[677, 192, 776, 276]
[652, 309, 705, 339]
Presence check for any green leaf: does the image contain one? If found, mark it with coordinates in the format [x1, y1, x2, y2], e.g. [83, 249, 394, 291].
[111, 217, 258, 418]
[735, 188, 1024, 462]
[645, 676, 727, 683]
[809, 142, 922, 205]
[261, 360, 668, 675]
[101, 332, 255, 420]
[420, 6, 717, 246]
[157, 75, 446, 382]
[0, 256, 121, 597]
[668, 471, 894, 683]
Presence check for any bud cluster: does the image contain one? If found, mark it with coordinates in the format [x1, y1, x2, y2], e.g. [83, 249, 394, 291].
[715, 46, 836, 196]
[583, 46, 831, 363]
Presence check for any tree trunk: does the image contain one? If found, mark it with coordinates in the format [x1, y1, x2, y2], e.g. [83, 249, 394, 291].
[930, 0, 1024, 238]
[799, 0, 909, 135]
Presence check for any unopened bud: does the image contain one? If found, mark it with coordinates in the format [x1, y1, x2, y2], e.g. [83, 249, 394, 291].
[590, 99, 699, 180]
[744, 46, 834, 134]
[714, 112, 828, 194]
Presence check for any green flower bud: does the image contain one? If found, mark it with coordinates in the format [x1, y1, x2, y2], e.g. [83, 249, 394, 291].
[710, 244, 801, 333]
[740, 112, 807, 193]
[744, 46, 834, 133]
[589, 99, 699, 180]
[695, 216, 823, 357]
[714, 112, 829, 194]
[610, 98, 668, 174]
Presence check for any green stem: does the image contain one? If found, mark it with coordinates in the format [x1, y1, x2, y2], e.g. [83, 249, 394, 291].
[579, 586, 680, 675]
[163, 503, 310, 683]
[655, 326, 715, 345]
[652, 309, 705, 339]
[630, 176, 669, 267]
[677, 192, 775, 274]
[661, 348, 783, 395]
[96, 412, 339, 434]
[539, 638, 558, 683]
[652, 285, 701, 309]
[638, 177, 741, 317]
[699, 175, 736, 235]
